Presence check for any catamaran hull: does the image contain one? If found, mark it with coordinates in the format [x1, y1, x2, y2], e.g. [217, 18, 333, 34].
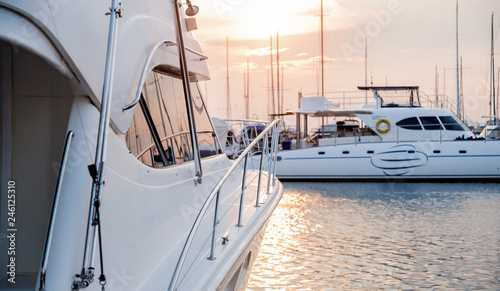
[276, 141, 500, 180]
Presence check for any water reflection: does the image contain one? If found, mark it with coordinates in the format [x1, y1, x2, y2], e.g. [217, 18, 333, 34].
[248, 182, 500, 290]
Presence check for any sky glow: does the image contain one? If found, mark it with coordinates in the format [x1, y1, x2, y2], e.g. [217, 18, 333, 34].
[193, 0, 500, 127]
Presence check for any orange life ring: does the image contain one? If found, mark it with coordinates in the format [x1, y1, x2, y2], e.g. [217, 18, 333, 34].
[376, 119, 391, 134]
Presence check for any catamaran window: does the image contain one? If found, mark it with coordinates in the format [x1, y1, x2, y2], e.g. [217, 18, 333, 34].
[396, 117, 422, 130]
[126, 70, 218, 167]
[419, 116, 443, 130]
[439, 116, 464, 131]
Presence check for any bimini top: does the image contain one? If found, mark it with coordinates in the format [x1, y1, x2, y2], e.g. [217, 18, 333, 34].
[0, 1, 209, 133]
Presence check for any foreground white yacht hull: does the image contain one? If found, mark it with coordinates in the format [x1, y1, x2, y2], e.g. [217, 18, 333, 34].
[0, 1, 283, 290]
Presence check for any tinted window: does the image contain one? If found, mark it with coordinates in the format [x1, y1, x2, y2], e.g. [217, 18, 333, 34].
[126, 70, 219, 167]
[126, 96, 156, 166]
[439, 116, 464, 131]
[190, 82, 219, 158]
[396, 117, 422, 130]
[419, 116, 442, 130]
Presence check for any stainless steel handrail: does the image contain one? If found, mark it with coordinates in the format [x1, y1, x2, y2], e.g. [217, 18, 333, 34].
[136, 130, 190, 159]
[122, 40, 208, 111]
[224, 119, 273, 163]
[39, 131, 75, 291]
[168, 119, 281, 291]
[255, 132, 268, 207]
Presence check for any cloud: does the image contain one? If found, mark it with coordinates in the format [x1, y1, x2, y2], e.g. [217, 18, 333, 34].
[246, 47, 290, 57]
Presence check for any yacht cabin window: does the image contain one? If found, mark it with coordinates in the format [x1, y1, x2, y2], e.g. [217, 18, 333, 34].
[126, 70, 219, 167]
[190, 82, 219, 157]
[395, 117, 422, 130]
[396, 116, 465, 131]
[419, 116, 443, 130]
[438, 116, 464, 131]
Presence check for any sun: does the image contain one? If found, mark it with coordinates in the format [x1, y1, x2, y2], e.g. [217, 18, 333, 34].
[224, 0, 322, 39]
[196, 0, 344, 41]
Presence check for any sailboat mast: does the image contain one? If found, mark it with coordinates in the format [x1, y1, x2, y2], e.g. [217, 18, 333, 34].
[491, 12, 496, 125]
[246, 59, 250, 119]
[365, 38, 368, 104]
[267, 70, 270, 118]
[443, 68, 446, 104]
[270, 35, 275, 119]
[456, 0, 460, 119]
[281, 65, 284, 118]
[277, 30, 280, 115]
[226, 37, 231, 119]
[435, 65, 439, 108]
[460, 57, 464, 120]
[321, 0, 324, 96]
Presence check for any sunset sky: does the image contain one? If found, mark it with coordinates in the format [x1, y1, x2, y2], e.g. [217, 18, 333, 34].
[192, 0, 500, 127]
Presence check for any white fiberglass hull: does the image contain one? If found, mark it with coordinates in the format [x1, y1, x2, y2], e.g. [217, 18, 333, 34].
[276, 141, 500, 180]
[2, 96, 283, 291]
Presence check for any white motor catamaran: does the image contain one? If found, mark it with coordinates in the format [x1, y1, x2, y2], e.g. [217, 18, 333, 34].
[0, 1, 283, 290]
[276, 86, 500, 180]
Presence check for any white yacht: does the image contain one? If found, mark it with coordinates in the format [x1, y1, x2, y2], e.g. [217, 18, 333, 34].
[276, 86, 500, 180]
[480, 123, 500, 140]
[0, 1, 283, 290]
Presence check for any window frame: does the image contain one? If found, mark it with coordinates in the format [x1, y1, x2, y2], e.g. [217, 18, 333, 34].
[395, 117, 423, 130]
[418, 116, 443, 130]
[438, 116, 465, 131]
[126, 69, 221, 169]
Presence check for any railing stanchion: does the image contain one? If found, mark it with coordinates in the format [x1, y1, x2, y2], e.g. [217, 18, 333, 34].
[208, 189, 220, 260]
[237, 153, 249, 227]
[255, 133, 267, 207]
[267, 125, 276, 193]
[271, 122, 281, 186]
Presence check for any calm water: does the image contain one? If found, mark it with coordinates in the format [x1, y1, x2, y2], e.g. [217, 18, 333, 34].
[247, 182, 500, 290]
